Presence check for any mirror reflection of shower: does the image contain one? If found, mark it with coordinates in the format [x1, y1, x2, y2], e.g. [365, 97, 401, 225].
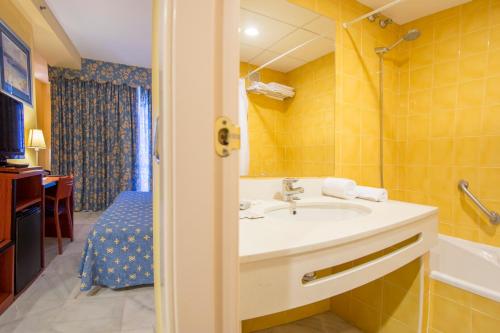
[375, 29, 421, 187]
[375, 29, 421, 55]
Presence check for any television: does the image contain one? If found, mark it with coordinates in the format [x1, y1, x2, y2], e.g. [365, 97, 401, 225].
[0, 92, 24, 166]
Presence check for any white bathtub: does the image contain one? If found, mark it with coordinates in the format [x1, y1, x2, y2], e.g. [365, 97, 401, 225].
[430, 235, 500, 302]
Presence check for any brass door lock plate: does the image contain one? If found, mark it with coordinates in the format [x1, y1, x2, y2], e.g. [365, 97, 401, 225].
[215, 116, 240, 157]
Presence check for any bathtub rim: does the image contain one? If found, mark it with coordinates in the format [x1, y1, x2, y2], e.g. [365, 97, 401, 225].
[436, 234, 500, 253]
[430, 234, 500, 303]
[430, 271, 500, 302]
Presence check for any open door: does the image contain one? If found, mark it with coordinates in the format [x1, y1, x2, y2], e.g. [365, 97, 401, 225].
[152, 0, 240, 332]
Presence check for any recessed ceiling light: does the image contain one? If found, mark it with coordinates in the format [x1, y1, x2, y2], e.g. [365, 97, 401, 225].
[244, 27, 259, 37]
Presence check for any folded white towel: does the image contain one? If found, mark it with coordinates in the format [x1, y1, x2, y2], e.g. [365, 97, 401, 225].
[247, 81, 295, 100]
[239, 210, 264, 219]
[267, 82, 294, 91]
[267, 82, 295, 94]
[355, 185, 388, 202]
[322, 178, 357, 200]
[247, 81, 268, 91]
[269, 88, 294, 97]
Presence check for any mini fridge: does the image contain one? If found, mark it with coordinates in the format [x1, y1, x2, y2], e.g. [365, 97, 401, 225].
[14, 206, 42, 294]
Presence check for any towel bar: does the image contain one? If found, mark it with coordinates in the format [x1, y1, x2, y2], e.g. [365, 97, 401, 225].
[458, 180, 499, 225]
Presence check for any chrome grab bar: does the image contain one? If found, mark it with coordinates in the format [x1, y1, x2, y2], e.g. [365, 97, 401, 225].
[458, 180, 499, 225]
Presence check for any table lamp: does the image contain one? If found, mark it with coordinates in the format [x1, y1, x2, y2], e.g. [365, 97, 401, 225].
[27, 129, 46, 166]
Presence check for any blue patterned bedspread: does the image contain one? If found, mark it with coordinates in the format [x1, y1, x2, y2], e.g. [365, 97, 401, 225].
[79, 191, 153, 291]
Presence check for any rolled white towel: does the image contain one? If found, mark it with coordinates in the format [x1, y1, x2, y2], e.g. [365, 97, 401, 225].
[355, 185, 388, 202]
[322, 178, 357, 200]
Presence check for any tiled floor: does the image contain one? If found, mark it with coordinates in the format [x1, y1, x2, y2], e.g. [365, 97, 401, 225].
[254, 312, 363, 333]
[0, 212, 155, 333]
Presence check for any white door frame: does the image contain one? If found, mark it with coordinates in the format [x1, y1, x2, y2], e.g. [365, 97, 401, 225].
[152, 0, 240, 332]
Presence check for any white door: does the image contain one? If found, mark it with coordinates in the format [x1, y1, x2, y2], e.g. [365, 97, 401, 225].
[152, 0, 240, 332]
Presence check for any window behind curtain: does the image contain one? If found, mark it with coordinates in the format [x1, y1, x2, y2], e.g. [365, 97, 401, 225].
[137, 87, 152, 191]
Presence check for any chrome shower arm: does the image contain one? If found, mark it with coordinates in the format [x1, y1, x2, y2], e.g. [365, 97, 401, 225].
[387, 38, 404, 51]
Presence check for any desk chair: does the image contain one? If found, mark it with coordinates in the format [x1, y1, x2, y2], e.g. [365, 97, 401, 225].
[46, 176, 74, 254]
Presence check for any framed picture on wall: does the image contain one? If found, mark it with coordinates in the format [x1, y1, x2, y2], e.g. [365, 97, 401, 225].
[0, 20, 32, 105]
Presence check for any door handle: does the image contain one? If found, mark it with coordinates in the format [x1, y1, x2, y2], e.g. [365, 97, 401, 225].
[214, 116, 240, 157]
[153, 116, 160, 163]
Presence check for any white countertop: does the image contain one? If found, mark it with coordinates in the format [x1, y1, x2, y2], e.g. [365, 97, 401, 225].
[240, 196, 438, 263]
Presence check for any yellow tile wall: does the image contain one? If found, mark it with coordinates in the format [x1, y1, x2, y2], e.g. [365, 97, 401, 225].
[336, 2, 400, 192]
[240, 62, 287, 176]
[397, 0, 500, 247]
[429, 280, 500, 333]
[286, 0, 401, 193]
[284, 53, 336, 176]
[241, 53, 335, 177]
[329, 255, 422, 333]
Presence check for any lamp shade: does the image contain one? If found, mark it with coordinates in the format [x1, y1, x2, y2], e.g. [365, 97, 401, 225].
[27, 129, 46, 149]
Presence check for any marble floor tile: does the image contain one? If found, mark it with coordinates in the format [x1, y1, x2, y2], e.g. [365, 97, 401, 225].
[52, 297, 126, 322]
[44, 237, 73, 265]
[0, 298, 61, 327]
[0, 307, 61, 333]
[74, 223, 93, 240]
[121, 293, 156, 330]
[0, 211, 156, 333]
[49, 317, 122, 333]
[254, 312, 363, 333]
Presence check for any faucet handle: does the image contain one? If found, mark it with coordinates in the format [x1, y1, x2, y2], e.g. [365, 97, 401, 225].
[283, 177, 299, 183]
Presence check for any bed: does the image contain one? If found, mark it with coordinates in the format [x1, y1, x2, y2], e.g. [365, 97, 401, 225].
[79, 191, 153, 291]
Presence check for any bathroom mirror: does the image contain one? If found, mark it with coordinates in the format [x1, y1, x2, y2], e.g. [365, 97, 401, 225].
[239, 0, 336, 178]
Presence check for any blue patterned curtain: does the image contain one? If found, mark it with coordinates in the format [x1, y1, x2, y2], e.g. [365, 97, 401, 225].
[51, 78, 141, 211]
[49, 58, 152, 89]
[49, 59, 152, 211]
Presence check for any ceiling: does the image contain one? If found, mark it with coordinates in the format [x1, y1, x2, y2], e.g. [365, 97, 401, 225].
[12, 0, 80, 71]
[358, 0, 471, 24]
[29, 0, 467, 72]
[46, 0, 152, 68]
[240, 0, 335, 73]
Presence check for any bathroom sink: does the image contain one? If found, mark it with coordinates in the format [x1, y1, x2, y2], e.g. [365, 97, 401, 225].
[265, 203, 371, 222]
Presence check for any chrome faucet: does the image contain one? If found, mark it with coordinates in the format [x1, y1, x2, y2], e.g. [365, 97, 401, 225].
[281, 178, 304, 214]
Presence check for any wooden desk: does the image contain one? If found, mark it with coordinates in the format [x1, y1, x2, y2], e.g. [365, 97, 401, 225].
[42, 176, 74, 265]
[43, 176, 59, 189]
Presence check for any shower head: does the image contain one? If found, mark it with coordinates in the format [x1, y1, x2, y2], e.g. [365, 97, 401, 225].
[403, 29, 421, 41]
[375, 29, 421, 55]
